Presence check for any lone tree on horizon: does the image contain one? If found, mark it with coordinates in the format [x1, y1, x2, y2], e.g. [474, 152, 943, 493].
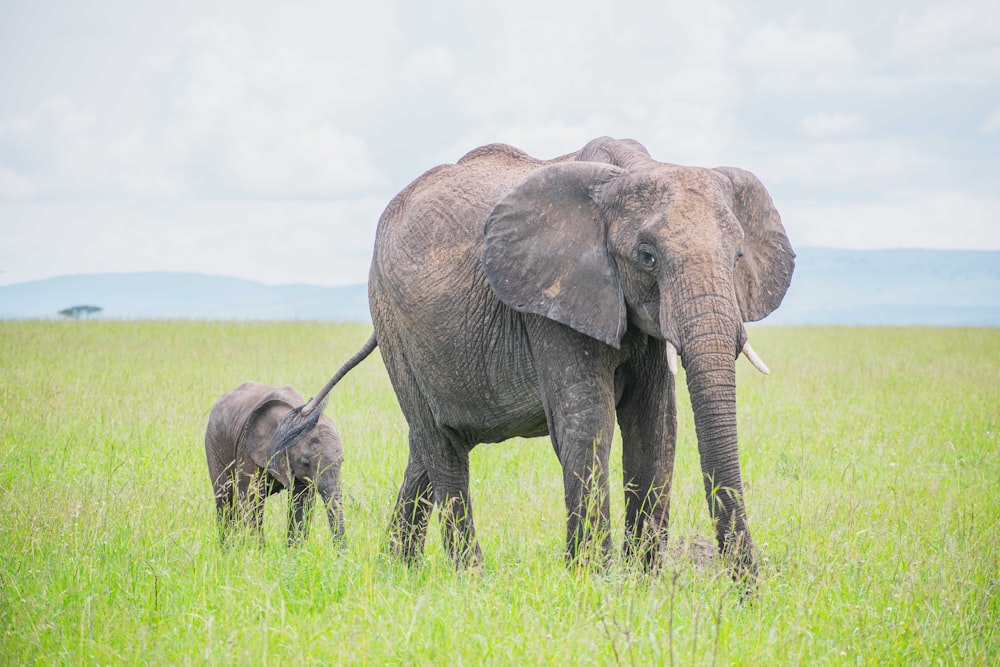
[59, 305, 102, 319]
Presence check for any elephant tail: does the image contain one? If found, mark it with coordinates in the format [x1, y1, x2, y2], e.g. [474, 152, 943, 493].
[269, 401, 326, 458]
[269, 333, 378, 457]
[302, 332, 378, 416]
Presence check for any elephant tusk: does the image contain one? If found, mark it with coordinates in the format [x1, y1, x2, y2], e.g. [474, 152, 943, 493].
[742, 342, 770, 375]
[665, 342, 678, 376]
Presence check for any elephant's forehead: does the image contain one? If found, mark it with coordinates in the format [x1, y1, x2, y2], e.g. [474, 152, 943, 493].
[623, 167, 730, 218]
[624, 166, 723, 200]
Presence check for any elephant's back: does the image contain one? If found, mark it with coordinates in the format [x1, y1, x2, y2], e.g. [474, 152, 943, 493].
[375, 144, 545, 248]
[370, 145, 546, 317]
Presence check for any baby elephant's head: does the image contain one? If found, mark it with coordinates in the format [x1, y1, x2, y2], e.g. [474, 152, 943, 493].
[269, 404, 345, 540]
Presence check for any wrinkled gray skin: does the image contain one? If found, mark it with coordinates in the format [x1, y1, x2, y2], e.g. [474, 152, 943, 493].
[368, 137, 794, 584]
[204, 382, 345, 546]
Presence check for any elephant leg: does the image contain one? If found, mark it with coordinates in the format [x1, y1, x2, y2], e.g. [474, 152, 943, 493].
[288, 482, 315, 546]
[236, 473, 267, 546]
[559, 435, 614, 565]
[402, 422, 481, 568]
[381, 334, 482, 568]
[617, 345, 677, 569]
[426, 440, 481, 569]
[387, 449, 433, 563]
[213, 477, 238, 546]
[528, 319, 617, 564]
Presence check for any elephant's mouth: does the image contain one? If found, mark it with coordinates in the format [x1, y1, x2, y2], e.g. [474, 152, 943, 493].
[664, 340, 769, 376]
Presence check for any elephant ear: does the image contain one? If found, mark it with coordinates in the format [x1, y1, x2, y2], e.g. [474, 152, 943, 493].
[483, 161, 627, 347]
[243, 397, 293, 489]
[714, 167, 796, 322]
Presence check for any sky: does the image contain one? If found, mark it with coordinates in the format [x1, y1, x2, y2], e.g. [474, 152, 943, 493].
[1, 0, 998, 287]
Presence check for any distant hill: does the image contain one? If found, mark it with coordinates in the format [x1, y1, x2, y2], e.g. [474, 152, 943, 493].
[1, 248, 998, 325]
[0, 272, 370, 321]
[766, 248, 1000, 326]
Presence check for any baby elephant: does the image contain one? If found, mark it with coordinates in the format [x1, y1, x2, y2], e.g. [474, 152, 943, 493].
[205, 381, 345, 546]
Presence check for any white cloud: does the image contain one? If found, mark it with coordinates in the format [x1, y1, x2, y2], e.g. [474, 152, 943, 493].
[0, 197, 384, 286]
[0, 17, 389, 202]
[0, 95, 109, 198]
[740, 20, 857, 68]
[754, 138, 929, 194]
[401, 45, 456, 85]
[737, 18, 860, 92]
[890, 0, 1000, 86]
[0, 169, 35, 199]
[892, 0, 1000, 53]
[982, 107, 1000, 134]
[800, 113, 869, 138]
[153, 19, 388, 199]
[447, 1, 737, 164]
[784, 190, 1000, 249]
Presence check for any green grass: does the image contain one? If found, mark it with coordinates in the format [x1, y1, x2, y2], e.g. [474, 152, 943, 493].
[1, 321, 997, 664]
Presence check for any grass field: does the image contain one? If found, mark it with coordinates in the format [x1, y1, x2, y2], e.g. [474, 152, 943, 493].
[1, 321, 997, 665]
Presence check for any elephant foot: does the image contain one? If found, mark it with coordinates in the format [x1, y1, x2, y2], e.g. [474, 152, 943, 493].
[565, 524, 615, 571]
[451, 542, 484, 571]
[385, 526, 428, 565]
[720, 529, 758, 600]
[622, 531, 669, 573]
[437, 495, 484, 570]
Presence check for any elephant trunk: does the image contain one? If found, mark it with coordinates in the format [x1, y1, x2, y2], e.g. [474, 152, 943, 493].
[678, 303, 758, 584]
[318, 479, 346, 544]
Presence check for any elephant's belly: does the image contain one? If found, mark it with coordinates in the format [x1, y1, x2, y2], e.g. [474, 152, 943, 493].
[441, 394, 550, 445]
[419, 353, 550, 446]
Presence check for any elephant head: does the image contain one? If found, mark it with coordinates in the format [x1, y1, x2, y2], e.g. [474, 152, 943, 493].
[247, 396, 346, 542]
[483, 137, 794, 575]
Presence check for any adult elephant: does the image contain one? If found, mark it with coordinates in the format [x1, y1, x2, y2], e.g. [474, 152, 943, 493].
[355, 137, 792, 582]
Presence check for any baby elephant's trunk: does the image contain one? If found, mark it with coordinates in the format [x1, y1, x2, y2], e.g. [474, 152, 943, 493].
[321, 484, 346, 544]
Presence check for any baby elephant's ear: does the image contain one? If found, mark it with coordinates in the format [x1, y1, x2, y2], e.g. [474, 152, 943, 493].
[483, 161, 627, 348]
[245, 399, 293, 489]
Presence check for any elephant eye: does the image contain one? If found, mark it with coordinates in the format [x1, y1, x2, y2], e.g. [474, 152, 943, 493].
[637, 244, 658, 272]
